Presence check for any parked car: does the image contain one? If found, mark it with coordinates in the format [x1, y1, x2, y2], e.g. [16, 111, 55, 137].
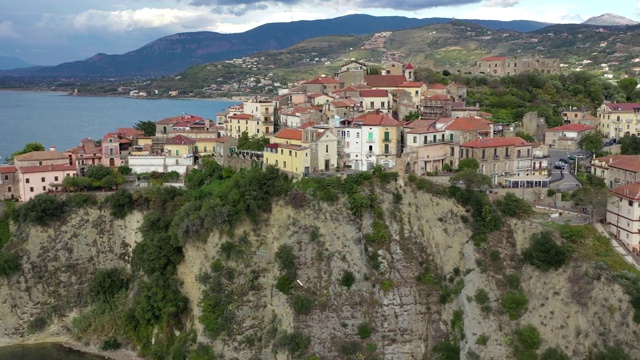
[568, 155, 577, 161]
[559, 158, 570, 164]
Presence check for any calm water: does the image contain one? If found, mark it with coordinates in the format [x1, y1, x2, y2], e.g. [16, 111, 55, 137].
[0, 91, 239, 161]
[0, 343, 106, 359]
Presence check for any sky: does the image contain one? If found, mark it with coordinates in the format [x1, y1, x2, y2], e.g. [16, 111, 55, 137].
[1, 0, 639, 66]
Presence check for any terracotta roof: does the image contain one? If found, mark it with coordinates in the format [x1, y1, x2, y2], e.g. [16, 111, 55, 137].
[156, 114, 204, 125]
[425, 94, 451, 101]
[403, 119, 435, 129]
[229, 114, 254, 120]
[399, 81, 425, 88]
[14, 151, 68, 162]
[300, 122, 318, 129]
[445, 117, 493, 131]
[281, 106, 318, 116]
[359, 89, 388, 97]
[605, 103, 640, 111]
[356, 112, 399, 126]
[405, 63, 414, 69]
[274, 128, 303, 141]
[449, 82, 466, 88]
[194, 137, 232, 143]
[407, 126, 442, 134]
[307, 93, 330, 99]
[304, 76, 342, 85]
[0, 166, 16, 174]
[461, 137, 529, 148]
[481, 56, 508, 61]
[546, 124, 595, 132]
[117, 128, 143, 137]
[19, 164, 76, 174]
[609, 157, 640, 172]
[331, 99, 359, 108]
[166, 135, 195, 145]
[364, 75, 407, 88]
[610, 182, 640, 200]
[429, 83, 447, 89]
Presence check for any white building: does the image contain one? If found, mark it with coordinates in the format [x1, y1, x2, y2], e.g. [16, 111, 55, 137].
[128, 155, 194, 175]
[607, 183, 640, 254]
[338, 127, 367, 170]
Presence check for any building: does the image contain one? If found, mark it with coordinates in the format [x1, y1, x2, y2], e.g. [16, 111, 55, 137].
[0, 166, 18, 200]
[67, 138, 102, 176]
[562, 109, 599, 127]
[474, 56, 560, 76]
[544, 123, 596, 150]
[13, 150, 76, 202]
[359, 89, 391, 113]
[597, 102, 640, 140]
[352, 111, 402, 169]
[420, 95, 453, 120]
[303, 76, 343, 94]
[402, 120, 453, 174]
[128, 155, 194, 175]
[459, 137, 535, 186]
[607, 183, 640, 254]
[591, 155, 640, 189]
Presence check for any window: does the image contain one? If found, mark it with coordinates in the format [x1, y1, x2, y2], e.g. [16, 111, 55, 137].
[176, 150, 180, 156]
[26, 178, 30, 184]
[109, 148, 114, 155]
[289, 150, 292, 156]
[450, 147, 455, 156]
[54, 176, 59, 182]
[30, 187, 34, 192]
[384, 144, 390, 154]
[356, 132, 360, 138]
[482, 150, 486, 159]
[370, 101, 374, 109]
[41, 177, 45, 182]
[42, 186, 46, 191]
[280, 149, 283, 155]
[413, 136, 417, 144]
[368, 132, 374, 141]
[7, 187, 11, 192]
[326, 145, 329, 152]
[284, 161, 287, 168]
[384, 132, 390, 142]
[3, 175, 7, 180]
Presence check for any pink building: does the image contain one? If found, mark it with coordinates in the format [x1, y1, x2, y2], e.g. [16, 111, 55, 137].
[18, 164, 77, 202]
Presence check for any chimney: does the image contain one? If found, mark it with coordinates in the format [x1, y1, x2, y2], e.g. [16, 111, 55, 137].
[49, 145, 57, 152]
[489, 124, 494, 138]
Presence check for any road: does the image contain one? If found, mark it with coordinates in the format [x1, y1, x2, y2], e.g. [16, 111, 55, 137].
[548, 149, 590, 192]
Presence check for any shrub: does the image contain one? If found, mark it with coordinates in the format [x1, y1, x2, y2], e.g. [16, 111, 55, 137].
[506, 273, 521, 290]
[541, 347, 570, 360]
[589, 345, 631, 360]
[276, 274, 296, 294]
[27, 315, 48, 333]
[0, 251, 21, 276]
[340, 340, 362, 355]
[357, 321, 373, 339]
[105, 189, 134, 219]
[340, 270, 356, 289]
[432, 338, 460, 360]
[275, 331, 310, 355]
[501, 291, 528, 320]
[547, 188, 556, 197]
[476, 334, 489, 346]
[380, 279, 394, 292]
[65, 193, 98, 208]
[515, 324, 542, 351]
[522, 231, 569, 271]
[275, 244, 297, 272]
[190, 343, 217, 360]
[474, 288, 490, 305]
[90, 268, 128, 304]
[494, 192, 533, 218]
[18, 193, 67, 226]
[292, 294, 315, 315]
[558, 224, 587, 243]
[100, 336, 122, 351]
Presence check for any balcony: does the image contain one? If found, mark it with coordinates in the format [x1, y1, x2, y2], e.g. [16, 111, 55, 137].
[366, 139, 375, 143]
[504, 154, 511, 159]
[383, 138, 392, 143]
[493, 155, 500, 160]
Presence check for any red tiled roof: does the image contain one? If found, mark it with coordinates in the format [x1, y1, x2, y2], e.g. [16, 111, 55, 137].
[605, 103, 640, 111]
[156, 114, 204, 125]
[0, 166, 16, 174]
[481, 56, 508, 61]
[304, 76, 342, 85]
[405, 63, 414, 69]
[407, 126, 442, 134]
[19, 164, 76, 174]
[166, 135, 195, 145]
[429, 83, 447, 89]
[331, 99, 359, 108]
[117, 128, 143, 137]
[172, 122, 192, 127]
[356, 112, 399, 126]
[364, 75, 407, 88]
[14, 151, 68, 162]
[449, 82, 466, 88]
[610, 182, 640, 200]
[547, 124, 595, 132]
[359, 89, 388, 97]
[307, 93, 329, 98]
[425, 94, 451, 101]
[461, 137, 529, 148]
[608, 157, 640, 172]
[445, 117, 493, 131]
[300, 122, 318, 129]
[403, 119, 435, 129]
[274, 128, 303, 141]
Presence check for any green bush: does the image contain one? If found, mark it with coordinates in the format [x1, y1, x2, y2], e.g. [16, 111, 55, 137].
[540, 347, 570, 360]
[432, 338, 460, 360]
[65, 193, 98, 208]
[506, 274, 522, 290]
[474, 288, 490, 305]
[476, 334, 489, 346]
[100, 336, 121, 351]
[522, 231, 569, 271]
[501, 291, 528, 320]
[547, 188, 556, 197]
[292, 294, 315, 315]
[357, 321, 373, 339]
[340, 270, 356, 289]
[105, 189, 134, 219]
[0, 251, 21, 276]
[275, 331, 310, 355]
[494, 192, 533, 218]
[89, 268, 128, 304]
[18, 194, 67, 226]
[589, 345, 631, 360]
[275, 244, 297, 272]
[276, 274, 296, 294]
[190, 343, 216, 360]
[515, 324, 542, 351]
[380, 279, 394, 292]
[557, 224, 587, 243]
[27, 315, 48, 333]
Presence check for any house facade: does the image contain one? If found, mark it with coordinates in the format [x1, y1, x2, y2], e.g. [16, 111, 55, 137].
[0, 166, 18, 200]
[355, 112, 402, 169]
[544, 123, 595, 150]
[597, 102, 640, 140]
[591, 155, 640, 189]
[607, 183, 640, 254]
[459, 137, 534, 186]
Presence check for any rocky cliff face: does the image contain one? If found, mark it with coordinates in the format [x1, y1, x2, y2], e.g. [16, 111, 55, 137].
[1, 184, 639, 359]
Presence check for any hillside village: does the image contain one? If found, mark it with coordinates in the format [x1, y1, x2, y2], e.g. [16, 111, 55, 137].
[5, 60, 640, 254]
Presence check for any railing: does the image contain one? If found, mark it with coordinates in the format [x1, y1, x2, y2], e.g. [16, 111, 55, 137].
[493, 155, 500, 160]
[504, 154, 511, 159]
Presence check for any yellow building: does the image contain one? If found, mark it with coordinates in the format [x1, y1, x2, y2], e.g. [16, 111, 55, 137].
[226, 113, 274, 139]
[164, 135, 194, 156]
[264, 143, 310, 178]
[597, 102, 640, 140]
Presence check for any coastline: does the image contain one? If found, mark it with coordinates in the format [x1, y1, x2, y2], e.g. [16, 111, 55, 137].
[0, 337, 142, 360]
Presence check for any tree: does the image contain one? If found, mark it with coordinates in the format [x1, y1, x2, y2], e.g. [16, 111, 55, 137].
[10, 142, 45, 160]
[515, 131, 535, 143]
[618, 78, 638, 101]
[118, 165, 132, 175]
[571, 186, 607, 224]
[450, 169, 492, 190]
[620, 135, 640, 155]
[85, 164, 115, 181]
[403, 111, 420, 121]
[494, 192, 533, 218]
[522, 231, 568, 271]
[457, 158, 480, 172]
[133, 120, 157, 136]
[578, 131, 604, 155]
[237, 131, 270, 151]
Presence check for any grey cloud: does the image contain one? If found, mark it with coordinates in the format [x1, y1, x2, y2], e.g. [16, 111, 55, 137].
[482, 0, 518, 7]
[188, 0, 480, 12]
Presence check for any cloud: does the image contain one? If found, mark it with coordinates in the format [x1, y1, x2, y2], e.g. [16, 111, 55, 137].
[482, 0, 518, 7]
[189, 0, 481, 12]
[0, 21, 21, 40]
[71, 7, 217, 33]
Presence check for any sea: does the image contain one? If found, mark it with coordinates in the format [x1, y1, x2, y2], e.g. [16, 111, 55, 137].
[0, 90, 240, 162]
[0, 343, 106, 359]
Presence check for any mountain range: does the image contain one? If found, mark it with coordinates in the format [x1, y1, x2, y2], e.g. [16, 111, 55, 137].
[0, 13, 637, 79]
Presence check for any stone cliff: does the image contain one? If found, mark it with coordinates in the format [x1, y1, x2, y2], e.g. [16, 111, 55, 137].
[0, 182, 638, 359]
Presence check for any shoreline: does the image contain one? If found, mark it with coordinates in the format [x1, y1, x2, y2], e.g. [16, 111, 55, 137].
[0, 337, 142, 360]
